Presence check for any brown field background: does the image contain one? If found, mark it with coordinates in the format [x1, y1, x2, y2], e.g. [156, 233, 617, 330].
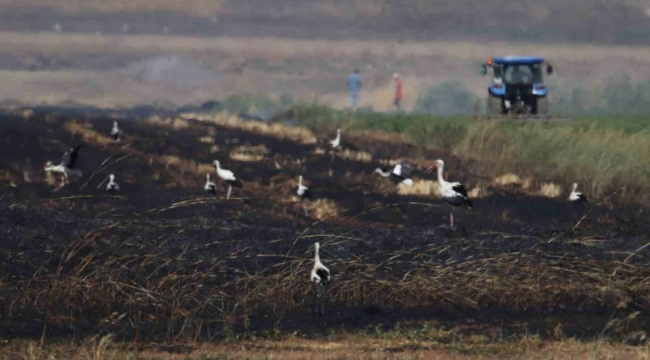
[0, 0, 650, 110]
[2, 32, 650, 110]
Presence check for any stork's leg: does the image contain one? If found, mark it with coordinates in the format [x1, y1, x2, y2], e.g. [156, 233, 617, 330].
[321, 291, 327, 316]
[450, 211, 454, 228]
[302, 203, 309, 217]
[226, 185, 232, 200]
[59, 174, 68, 188]
[314, 294, 319, 315]
[313, 285, 325, 316]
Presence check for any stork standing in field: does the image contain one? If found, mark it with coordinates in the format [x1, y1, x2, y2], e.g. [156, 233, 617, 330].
[43, 145, 83, 188]
[569, 183, 587, 204]
[425, 159, 473, 228]
[212, 160, 242, 199]
[310, 242, 331, 316]
[204, 174, 217, 196]
[374, 162, 415, 187]
[297, 175, 312, 199]
[106, 174, 120, 194]
[110, 121, 121, 142]
[327, 128, 343, 164]
[329, 128, 341, 149]
[296, 175, 312, 216]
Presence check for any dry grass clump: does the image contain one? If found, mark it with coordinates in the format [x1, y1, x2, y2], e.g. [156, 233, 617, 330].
[229, 144, 269, 162]
[17, 108, 34, 120]
[145, 116, 191, 130]
[467, 185, 484, 199]
[64, 121, 114, 147]
[397, 180, 440, 196]
[0, 169, 18, 184]
[492, 173, 531, 189]
[539, 182, 563, 198]
[309, 199, 341, 220]
[4, 335, 121, 360]
[337, 149, 373, 163]
[199, 135, 214, 144]
[183, 112, 317, 144]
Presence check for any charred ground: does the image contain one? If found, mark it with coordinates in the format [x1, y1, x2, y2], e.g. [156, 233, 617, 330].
[0, 108, 649, 344]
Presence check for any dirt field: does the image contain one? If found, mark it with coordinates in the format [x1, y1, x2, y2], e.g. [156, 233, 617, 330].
[0, 107, 649, 358]
[3, 32, 650, 111]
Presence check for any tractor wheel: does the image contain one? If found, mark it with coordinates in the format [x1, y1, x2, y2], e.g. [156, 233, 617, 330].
[487, 96, 503, 116]
[536, 97, 549, 115]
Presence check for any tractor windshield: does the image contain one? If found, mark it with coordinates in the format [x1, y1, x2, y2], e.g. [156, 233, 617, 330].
[502, 63, 543, 85]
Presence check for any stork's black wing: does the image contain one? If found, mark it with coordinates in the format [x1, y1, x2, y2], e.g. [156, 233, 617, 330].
[63, 145, 83, 169]
[226, 178, 243, 188]
[395, 162, 414, 178]
[302, 188, 313, 199]
[452, 184, 469, 199]
[315, 268, 331, 285]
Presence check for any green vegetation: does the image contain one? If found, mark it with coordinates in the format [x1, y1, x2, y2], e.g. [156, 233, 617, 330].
[211, 89, 649, 205]
[414, 80, 482, 116]
[289, 104, 649, 204]
[457, 121, 650, 202]
[206, 93, 294, 115]
[551, 72, 650, 116]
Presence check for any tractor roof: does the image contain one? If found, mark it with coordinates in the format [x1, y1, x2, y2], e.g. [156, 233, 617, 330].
[492, 56, 544, 65]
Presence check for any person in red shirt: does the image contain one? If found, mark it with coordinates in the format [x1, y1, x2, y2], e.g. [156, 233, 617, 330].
[393, 73, 403, 110]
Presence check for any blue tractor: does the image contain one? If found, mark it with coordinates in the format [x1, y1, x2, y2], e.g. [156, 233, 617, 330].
[482, 56, 554, 116]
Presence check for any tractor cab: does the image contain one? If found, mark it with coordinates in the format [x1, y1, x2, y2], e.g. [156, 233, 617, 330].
[482, 56, 553, 115]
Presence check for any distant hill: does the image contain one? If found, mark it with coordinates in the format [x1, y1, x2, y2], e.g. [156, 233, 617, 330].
[1, 0, 649, 45]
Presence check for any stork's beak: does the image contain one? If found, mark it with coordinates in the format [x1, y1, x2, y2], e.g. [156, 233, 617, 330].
[423, 165, 436, 175]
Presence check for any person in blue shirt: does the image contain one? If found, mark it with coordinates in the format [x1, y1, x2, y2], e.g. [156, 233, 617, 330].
[347, 69, 362, 110]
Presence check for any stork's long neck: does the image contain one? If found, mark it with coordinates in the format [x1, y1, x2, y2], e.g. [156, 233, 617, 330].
[206, 174, 210, 182]
[314, 244, 321, 264]
[572, 183, 577, 192]
[437, 165, 445, 185]
[299, 176, 303, 187]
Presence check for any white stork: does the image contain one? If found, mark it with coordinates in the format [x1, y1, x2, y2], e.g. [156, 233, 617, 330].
[329, 128, 341, 149]
[425, 159, 473, 227]
[212, 160, 242, 199]
[106, 174, 120, 194]
[296, 175, 312, 216]
[297, 175, 312, 199]
[569, 183, 587, 204]
[43, 145, 83, 188]
[310, 242, 331, 316]
[374, 161, 415, 187]
[204, 174, 217, 196]
[110, 121, 121, 142]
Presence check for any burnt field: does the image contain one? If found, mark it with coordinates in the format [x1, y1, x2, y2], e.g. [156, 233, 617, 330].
[0, 108, 649, 345]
